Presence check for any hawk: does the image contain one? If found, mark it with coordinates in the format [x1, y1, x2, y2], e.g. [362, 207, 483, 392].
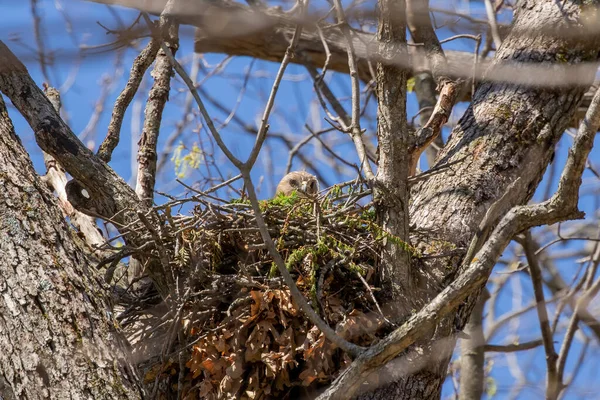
[275, 171, 318, 197]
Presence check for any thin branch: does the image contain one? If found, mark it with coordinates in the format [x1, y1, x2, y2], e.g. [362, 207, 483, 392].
[484, 339, 544, 353]
[520, 232, 560, 399]
[459, 292, 487, 400]
[406, 0, 463, 175]
[332, 0, 375, 181]
[98, 38, 159, 162]
[483, 0, 503, 50]
[557, 246, 600, 387]
[141, 13, 243, 169]
[136, 0, 179, 207]
[244, 7, 305, 170]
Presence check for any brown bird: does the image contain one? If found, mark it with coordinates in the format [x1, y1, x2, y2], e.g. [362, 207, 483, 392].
[276, 171, 319, 197]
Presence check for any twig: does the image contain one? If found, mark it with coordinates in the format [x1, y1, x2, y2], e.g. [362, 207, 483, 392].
[520, 232, 560, 399]
[406, 0, 462, 175]
[484, 0, 503, 50]
[141, 13, 243, 169]
[484, 339, 544, 353]
[556, 247, 600, 390]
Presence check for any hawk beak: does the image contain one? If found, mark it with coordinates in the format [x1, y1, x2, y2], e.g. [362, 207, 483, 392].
[301, 182, 308, 192]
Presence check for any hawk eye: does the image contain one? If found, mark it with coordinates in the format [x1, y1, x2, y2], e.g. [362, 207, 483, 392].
[289, 179, 298, 186]
[309, 181, 315, 189]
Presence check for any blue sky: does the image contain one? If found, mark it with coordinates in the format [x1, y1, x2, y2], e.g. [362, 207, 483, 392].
[3, 0, 600, 398]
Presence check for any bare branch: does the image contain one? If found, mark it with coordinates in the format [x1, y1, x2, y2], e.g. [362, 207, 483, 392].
[245, 1, 305, 170]
[484, 339, 544, 353]
[98, 39, 159, 162]
[136, 1, 179, 208]
[141, 13, 243, 169]
[332, 0, 374, 181]
[483, 0, 502, 50]
[406, 0, 464, 175]
[520, 232, 560, 399]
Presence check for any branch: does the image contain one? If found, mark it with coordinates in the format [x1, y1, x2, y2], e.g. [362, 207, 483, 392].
[140, 13, 243, 169]
[459, 291, 487, 400]
[557, 248, 600, 391]
[136, 0, 179, 207]
[300, 59, 377, 164]
[372, 0, 412, 300]
[332, 0, 375, 182]
[484, 339, 544, 353]
[0, 41, 186, 296]
[244, 1, 305, 170]
[520, 232, 560, 399]
[483, 0, 502, 50]
[523, 237, 600, 342]
[406, 0, 465, 175]
[0, 41, 141, 227]
[97, 39, 159, 162]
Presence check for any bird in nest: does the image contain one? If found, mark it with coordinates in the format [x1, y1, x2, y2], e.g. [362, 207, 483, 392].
[275, 171, 319, 197]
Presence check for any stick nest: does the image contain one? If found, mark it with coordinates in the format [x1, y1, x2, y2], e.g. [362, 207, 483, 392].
[118, 182, 410, 399]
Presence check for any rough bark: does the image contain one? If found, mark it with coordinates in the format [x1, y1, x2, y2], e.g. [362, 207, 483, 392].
[374, 0, 412, 301]
[0, 96, 139, 399]
[318, 1, 600, 398]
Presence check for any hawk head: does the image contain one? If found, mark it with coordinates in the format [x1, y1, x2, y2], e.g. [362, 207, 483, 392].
[275, 171, 318, 197]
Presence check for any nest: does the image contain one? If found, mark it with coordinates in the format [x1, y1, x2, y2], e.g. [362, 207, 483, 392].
[115, 181, 406, 399]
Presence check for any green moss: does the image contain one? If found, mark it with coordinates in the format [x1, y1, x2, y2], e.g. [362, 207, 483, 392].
[493, 104, 512, 120]
[360, 207, 377, 221]
[555, 52, 569, 63]
[425, 239, 456, 254]
[229, 197, 250, 205]
[266, 191, 300, 207]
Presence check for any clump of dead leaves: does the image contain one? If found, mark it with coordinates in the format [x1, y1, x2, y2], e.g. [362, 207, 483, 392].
[176, 284, 384, 399]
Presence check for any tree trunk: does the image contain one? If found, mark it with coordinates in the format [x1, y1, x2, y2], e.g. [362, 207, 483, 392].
[0, 96, 139, 399]
[361, 0, 600, 398]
